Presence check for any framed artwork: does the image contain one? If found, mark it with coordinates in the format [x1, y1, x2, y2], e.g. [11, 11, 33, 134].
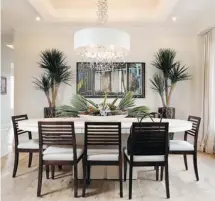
[1, 76, 7, 95]
[76, 62, 145, 98]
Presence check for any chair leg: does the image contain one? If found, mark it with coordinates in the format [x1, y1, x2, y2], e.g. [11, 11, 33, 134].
[73, 164, 78, 198]
[58, 165, 62, 170]
[119, 160, 123, 197]
[82, 162, 87, 197]
[82, 158, 85, 183]
[124, 157, 127, 181]
[156, 166, 159, 181]
[183, 154, 188, 170]
[160, 166, 164, 181]
[45, 165, 49, 179]
[87, 165, 91, 185]
[165, 163, 170, 199]
[193, 154, 199, 181]
[129, 165, 133, 200]
[37, 163, 43, 197]
[28, 153, 33, 168]
[12, 151, 19, 178]
[51, 165, 55, 179]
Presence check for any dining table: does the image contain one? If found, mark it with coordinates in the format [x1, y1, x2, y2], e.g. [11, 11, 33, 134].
[18, 116, 192, 179]
[18, 116, 192, 134]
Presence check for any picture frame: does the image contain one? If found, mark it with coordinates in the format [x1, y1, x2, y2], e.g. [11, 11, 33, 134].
[1, 76, 7, 95]
[76, 62, 145, 98]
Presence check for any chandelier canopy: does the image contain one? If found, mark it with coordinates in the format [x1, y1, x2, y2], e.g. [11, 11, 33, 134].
[74, 0, 130, 71]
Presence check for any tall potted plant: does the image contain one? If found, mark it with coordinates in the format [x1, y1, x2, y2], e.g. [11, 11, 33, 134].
[33, 49, 72, 117]
[150, 48, 191, 118]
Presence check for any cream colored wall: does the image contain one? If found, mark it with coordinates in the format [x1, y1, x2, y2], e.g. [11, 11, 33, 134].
[14, 27, 201, 120]
[1, 35, 13, 128]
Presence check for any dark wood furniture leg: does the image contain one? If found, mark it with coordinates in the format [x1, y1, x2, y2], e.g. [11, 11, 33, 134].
[183, 154, 188, 170]
[160, 166, 164, 181]
[119, 159, 123, 197]
[165, 163, 170, 199]
[129, 165, 133, 200]
[28, 153, 33, 168]
[51, 165, 55, 179]
[37, 163, 43, 197]
[124, 158, 127, 181]
[12, 151, 19, 178]
[45, 165, 49, 179]
[193, 153, 199, 181]
[74, 164, 78, 197]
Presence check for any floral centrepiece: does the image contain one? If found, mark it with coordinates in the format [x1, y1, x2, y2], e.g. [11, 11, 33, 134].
[56, 91, 149, 117]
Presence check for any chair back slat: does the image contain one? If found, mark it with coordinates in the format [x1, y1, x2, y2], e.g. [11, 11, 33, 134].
[185, 116, 201, 149]
[130, 122, 169, 156]
[38, 121, 75, 146]
[12, 114, 30, 146]
[84, 122, 121, 156]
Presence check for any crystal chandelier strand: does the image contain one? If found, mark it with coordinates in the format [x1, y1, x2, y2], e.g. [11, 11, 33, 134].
[97, 0, 108, 24]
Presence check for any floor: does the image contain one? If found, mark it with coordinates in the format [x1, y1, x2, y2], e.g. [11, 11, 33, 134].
[1, 152, 215, 201]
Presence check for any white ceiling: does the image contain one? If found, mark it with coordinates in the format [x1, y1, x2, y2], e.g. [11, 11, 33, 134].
[1, 0, 215, 35]
[28, 0, 179, 23]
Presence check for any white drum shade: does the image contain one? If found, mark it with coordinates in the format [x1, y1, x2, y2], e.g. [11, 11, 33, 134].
[74, 28, 130, 54]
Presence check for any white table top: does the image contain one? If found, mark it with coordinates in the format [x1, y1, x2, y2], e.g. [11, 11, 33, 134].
[18, 117, 192, 133]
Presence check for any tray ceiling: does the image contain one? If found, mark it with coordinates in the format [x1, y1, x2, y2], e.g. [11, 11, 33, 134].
[28, 0, 179, 22]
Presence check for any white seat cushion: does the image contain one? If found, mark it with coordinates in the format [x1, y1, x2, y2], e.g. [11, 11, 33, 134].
[18, 139, 47, 149]
[124, 149, 165, 162]
[87, 148, 119, 161]
[170, 140, 194, 151]
[43, 145, 83, 161]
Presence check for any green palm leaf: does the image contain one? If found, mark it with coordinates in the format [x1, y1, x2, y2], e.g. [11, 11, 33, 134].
[56, 105, 79, 117]
[150, 74, 165, 96]
[39, 49, 72, 86]
[118, 91, 135, 110]
[152, 49, 178, 77]
[33, 74, 51, 93]
[127, 106, 149, 117]
[169, 63, 191, 84]
[71, 94, 88, 111]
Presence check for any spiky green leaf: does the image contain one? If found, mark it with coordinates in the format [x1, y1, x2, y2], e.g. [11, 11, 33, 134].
[169, 63, 191, 84]
[118, 91, 135, 110]
[152, 49, 178, 77]
[150, 74, 165, 96]
[127, 106, 150, 117]
[39, 49, 73, 86]
[56, 105, 79, 117]
[33, 73, 51, 93]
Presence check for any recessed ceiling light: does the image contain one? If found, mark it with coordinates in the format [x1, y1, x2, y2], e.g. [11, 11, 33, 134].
[36, 16, 41, 21]
[172, 17, 177, 22]
[6, 44, 14, 49]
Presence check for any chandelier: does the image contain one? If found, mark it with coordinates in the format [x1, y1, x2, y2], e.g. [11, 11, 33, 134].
[74, 0, 130, 72]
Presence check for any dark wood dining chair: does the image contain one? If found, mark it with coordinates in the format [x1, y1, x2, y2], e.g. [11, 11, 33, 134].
[132, 111, 163, 178]
[124, 122, 170, 199]
[12, 114, 46, 177]
[160, 116, 201, 181]
[37, 121, 84, 197]
[82, 122, 123, 198]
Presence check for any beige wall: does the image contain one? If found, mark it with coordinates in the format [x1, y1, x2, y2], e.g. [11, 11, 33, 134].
[14, 27, 201, 120]
[1, 35, 13, 128]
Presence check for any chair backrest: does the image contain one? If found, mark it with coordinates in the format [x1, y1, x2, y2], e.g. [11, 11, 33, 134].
[84, 122, 121, 156]
[11, 114, 31, 147]
[38, 121, 77, 159]
[150, 112, 162, 118]
[137, 112, 163, 123]
[185, 116, 201, 149]
[130, 122, 169, 157]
